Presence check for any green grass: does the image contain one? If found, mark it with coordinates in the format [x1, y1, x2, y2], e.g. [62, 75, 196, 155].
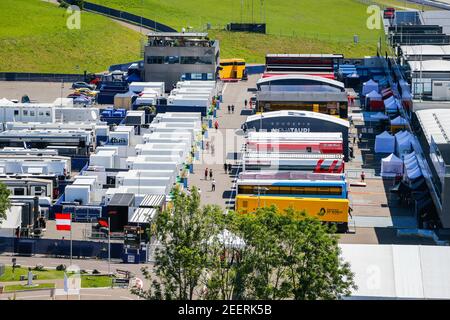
[0, 266, 66, 282]
[89, 0, 394, 60]
[0, 266, 114, 288]
[0, 0, 143, 73]
[81, 275, 113, 288]
[3, 283, 55, 292]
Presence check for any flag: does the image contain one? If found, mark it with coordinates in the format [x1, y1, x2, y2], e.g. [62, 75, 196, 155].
[56, 213, 71, 231]
[98, 219, 109, 228]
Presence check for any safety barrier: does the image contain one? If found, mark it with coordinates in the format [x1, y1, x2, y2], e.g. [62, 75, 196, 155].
[66, 0, 177, 32]
[0, 72, 84, 82]
[246, 65, 265, 75]
[0, 237, 124, 258]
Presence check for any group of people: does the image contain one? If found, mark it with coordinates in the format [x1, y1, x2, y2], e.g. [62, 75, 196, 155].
[204, 168, 216, 191]
[223, 162, 233, 174]
[227, 105, 235, 114]
[205, 141, 215, 155]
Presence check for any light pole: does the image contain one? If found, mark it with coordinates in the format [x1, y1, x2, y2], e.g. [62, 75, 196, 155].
[108, 216, 111, 275]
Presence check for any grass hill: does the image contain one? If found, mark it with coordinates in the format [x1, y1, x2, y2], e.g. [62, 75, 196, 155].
[0, 0, 143, 73]
[89, 0, 421, 62]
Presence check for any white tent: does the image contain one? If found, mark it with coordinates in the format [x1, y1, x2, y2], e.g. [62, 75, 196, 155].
[395, 130, 412, 156]
[208, 229, 245, 249]
[362, 79, 379, 96]
[371, 112, 389, 121]
[381, 153, 404, 177]
[375, 131, 395, 153]
[0, 98, 14, 106]
[384, 95, 395, 104]
[391, 116, 408, 126]
[404, 152, 422, 180]
[384, 98, 399, 112]
[366, 90, 382, 100]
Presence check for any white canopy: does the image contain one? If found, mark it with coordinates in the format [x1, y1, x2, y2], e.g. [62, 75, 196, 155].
[208, 229, 246, 249]
[366, 90, 382, 100]
[391, 116, 408, 126]
[395, 130, 413, 156]
[381, 153, 404, 177]
[402, 91, 412, 100]
[375, 131, 395, 154]
[0, 98, 14, 106]
[362, 79, 379, 96]
[384, 98, 399, 112]
[403, 151, 422, 180]
[371, 112, 389, 120]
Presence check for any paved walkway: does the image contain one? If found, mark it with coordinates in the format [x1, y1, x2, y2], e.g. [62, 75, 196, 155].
[190, 76, 258, 209]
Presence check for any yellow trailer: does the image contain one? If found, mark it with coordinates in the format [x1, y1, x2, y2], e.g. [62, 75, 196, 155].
[235, 195, 349, 232]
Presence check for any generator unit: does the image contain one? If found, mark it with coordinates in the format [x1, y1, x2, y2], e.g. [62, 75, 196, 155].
[432, 81, 450, 101]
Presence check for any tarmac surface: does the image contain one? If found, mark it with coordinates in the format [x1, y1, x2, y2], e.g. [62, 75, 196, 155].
[0, 81, 72, 103]
[0, 78, 434, 246]
[0, 77, 437, 302]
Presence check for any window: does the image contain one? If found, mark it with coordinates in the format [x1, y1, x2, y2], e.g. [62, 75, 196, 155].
[147, 56, 164, 64]
[14, 188, 25, 196]
[14, 110, 19, 115]
[164, 56, 180, 64]
[39, 112, 44, 116]
[181, 56, 214, 64]
[30, 111, 35, 116]
[45, 111, 51, 117]
[23, 110, 28, 116]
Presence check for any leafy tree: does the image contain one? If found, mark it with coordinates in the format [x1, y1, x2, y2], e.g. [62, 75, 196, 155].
[132, 187, 223, 300]
[0, 183, 10, 223]
[132, 190, 356, 300]
[205, 207, 356, 300]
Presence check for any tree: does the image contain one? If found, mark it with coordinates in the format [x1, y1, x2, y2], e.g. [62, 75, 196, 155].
[0, 183, 10, 223]
[205, 206, 356, 300]
[132, 192, 356, 300]
[132, 187, 223, 300]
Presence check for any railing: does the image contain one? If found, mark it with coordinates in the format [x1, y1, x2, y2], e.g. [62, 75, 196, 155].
[66, 0, 177, 32]
[0, 72, 84, 82]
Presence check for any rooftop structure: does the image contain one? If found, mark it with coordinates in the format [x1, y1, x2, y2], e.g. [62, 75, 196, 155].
[144, 32, 220, 89]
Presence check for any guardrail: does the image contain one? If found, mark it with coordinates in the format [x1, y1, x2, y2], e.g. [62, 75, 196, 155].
[66, 0, 177, 32]
[0, 72, 85, 82]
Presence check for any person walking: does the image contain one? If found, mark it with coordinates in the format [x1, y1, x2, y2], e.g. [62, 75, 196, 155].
[361, 170, 366, 183]
[211, 179, 216, 192]
[209, 169, 213, 180]
[224, 162, 228, 174]
[244, 99, 248, 108]
[204, 168, 209, 180]
[205, 141, 210, 152]
[231, 105, 235, 114]
[211, 144, 215, 155]
[228, 163, 232, 174]
[228, 105, 231, 113]
[214, 120, 219, 131]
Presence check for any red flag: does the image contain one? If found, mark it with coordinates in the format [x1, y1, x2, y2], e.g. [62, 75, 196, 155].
[55, 213, 71, 231]
[98, 219, 108, 228]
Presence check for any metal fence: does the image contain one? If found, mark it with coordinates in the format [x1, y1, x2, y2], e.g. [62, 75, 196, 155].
[0, 263, 4, 277]
[0, 237, 123, 259]
[0, 72, 85, 82]
[67, 0, 177, 32]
